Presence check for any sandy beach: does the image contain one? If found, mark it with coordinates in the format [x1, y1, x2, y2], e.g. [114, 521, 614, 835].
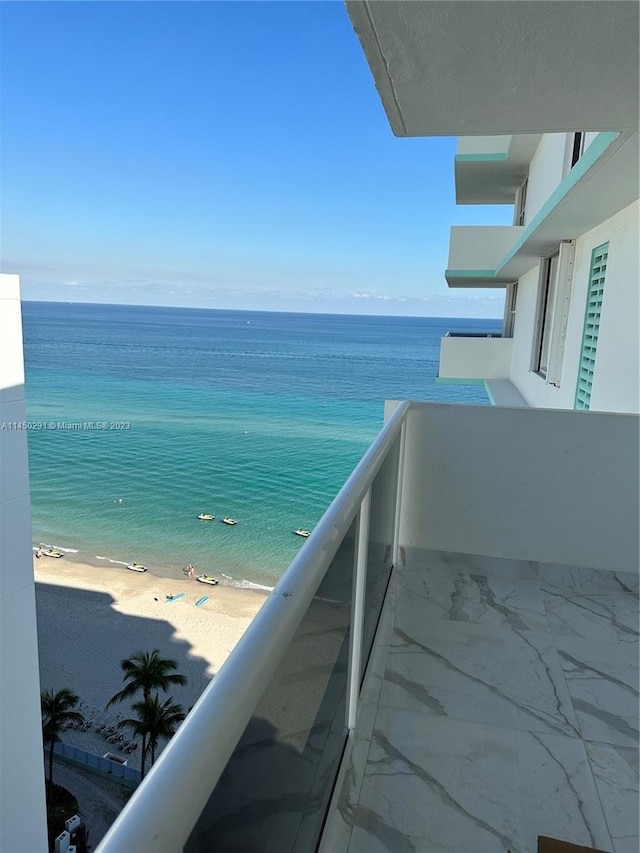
[35, 555, 269, 770]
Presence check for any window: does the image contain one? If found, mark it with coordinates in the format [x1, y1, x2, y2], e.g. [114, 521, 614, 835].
[534, 253, 560, 377]
[532, 242, 575, 385]
[575, 243, 608, 410]
[515, 178, 528, 226]
[570, 132, 586, 168]
[503, 282, 518, 338]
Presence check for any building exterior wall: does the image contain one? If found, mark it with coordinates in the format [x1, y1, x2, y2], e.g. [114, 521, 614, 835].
[0, 274, 48, 853]
[508, 201, 639, 412]
[523, 133, 567, 225]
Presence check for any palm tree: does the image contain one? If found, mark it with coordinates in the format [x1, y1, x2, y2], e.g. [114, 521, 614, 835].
[41, 688, 84, 800]
[106, 649, 187, 706]
[119, 694, 185, 778]
[106, 649, 186, 774]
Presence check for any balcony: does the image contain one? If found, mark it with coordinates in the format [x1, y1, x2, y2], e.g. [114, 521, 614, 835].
[445, 226, 523, 288]
[346, 1, 639, 137]
[455, 135, 540, 205]
[446, 130, 639, 290]
[97, 402, 639, 853]
[438, 331, 513, 383]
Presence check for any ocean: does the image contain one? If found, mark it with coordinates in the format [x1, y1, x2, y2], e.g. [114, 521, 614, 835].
[22, 302, 500, 587]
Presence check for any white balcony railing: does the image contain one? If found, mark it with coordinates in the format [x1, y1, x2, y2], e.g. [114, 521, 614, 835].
[97, 402, 409, 853]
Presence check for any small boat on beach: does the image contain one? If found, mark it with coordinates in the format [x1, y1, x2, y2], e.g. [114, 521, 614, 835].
[195, 595, 209, 607]
[222, 517, 238, 526]
[166, 592, 185, 602]
[42, 547, 64, 558]
[294, 529, 311, 538]
[196, 575, 219, 586]
[126, 563, 148, 573]
[197, 513, 215, 521]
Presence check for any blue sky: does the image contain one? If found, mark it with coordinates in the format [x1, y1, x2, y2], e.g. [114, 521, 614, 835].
[1, 1, 512, 317]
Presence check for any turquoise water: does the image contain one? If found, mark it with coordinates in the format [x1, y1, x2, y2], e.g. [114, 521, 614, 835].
[22, 303, 499, 586]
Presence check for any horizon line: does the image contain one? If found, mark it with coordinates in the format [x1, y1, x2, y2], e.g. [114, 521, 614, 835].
[21, 298, 503, 322]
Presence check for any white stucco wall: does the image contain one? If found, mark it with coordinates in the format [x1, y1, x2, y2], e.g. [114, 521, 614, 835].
[400, 403, 639, 572]
[508, 265, 539, 406]
[508, 201, 639, 413]
[439, 336, 513, 380]
[583, 131, 600, 153]
[523, 133, 567, 225]
[583, 201, 639, 413]
[0, 274, 48, 853]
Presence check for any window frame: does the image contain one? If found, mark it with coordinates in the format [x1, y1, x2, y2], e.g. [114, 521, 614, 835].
[570, 132, 586, 168]
[514, 178, 528, 227]
[503, 282, 518, 339]
[533, 252, 560, 378]
[532, 241, 575, 385]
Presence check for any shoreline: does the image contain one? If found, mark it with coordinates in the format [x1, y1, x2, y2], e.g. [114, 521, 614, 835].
[33, 541, 276, 592]
[35, 555, 270, 771]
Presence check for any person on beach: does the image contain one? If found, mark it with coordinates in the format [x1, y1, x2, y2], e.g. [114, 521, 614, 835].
[36, 547, 42, 558]
[187, 564, 195, 579]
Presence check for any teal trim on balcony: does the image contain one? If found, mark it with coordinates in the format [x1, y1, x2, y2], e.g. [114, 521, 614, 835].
[498, 132, 619, 271]
[454, 153, 508, 163]
[444, 269, 497, 279]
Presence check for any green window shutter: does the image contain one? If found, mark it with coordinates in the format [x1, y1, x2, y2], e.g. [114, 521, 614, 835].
[575, 242, 608, 410]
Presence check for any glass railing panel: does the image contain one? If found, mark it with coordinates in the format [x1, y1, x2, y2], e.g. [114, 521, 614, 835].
[184, 516, 357, 853]
[360, 432, 400, 683]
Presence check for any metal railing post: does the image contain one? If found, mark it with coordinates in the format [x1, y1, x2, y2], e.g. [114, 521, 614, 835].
[347, 490, 370, 731]
[392, 418, 407, 568]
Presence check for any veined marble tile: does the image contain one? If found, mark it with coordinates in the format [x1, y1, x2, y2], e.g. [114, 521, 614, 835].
[556, 637, 639, 748]
[402, 548, 538, 582]
[543, 587, 639, 644]
[379, 614, 580, 737]
[320, 569, 402, 853]
[398, 564, 548, 631]
[585, 742, 639, 853]
[346, 711, 611, 853]
[538, 563, 639, 597]
[320, 698, 379, 853]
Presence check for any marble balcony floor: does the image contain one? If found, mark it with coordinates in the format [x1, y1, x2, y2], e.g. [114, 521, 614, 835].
[321, 550, 639, 853]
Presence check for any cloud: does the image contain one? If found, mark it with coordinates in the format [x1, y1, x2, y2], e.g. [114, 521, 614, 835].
[13, 265, 504, 318]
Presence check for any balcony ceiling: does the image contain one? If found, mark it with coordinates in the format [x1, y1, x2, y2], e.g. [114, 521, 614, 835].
[346, 1, 639, 136]
[455, 134, 542, 205]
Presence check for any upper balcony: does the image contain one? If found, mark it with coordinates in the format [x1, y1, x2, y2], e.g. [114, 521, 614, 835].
[446, 130, 639, 289]
[438, 331, 513, 384]
[97, 401, 639, 853]
[445, 225, 523, 288]
[455, 135, 540, 205]
[346, 1, 639, 136]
